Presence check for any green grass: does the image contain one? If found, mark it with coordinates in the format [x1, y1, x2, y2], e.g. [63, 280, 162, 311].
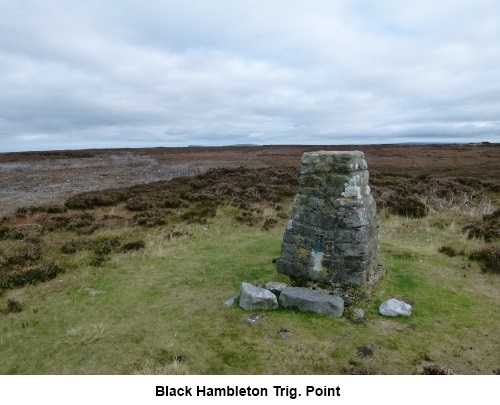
[1, 206, 499, 375]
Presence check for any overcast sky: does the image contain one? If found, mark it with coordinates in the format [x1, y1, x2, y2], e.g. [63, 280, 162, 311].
[1, 0, 499, 152]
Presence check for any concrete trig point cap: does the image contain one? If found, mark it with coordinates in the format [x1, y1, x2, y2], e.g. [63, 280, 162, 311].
[277, 150, 383, 287]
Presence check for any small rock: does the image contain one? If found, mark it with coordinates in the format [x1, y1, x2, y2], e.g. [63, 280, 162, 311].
[245, 314, 262, 325]
[84, 288, 105, 296]
[223, 296, 238, 307]
[354, 308, 365, 318]
[279, 329, 291, 340]
[379, 298, 412, 317]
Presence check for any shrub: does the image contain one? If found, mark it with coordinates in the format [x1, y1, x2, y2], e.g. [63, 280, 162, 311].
[428, 178, 479, 202]
[15, 206, 46, 217]
[125, 197, 154, 212]
[66, 213, 96, 232]
[119, 240, 146, 252]
[46, 205, 67, 214]
[43, 213, 97, 233]
[6, 224, 43, 241]
[89, 254, 108, 267]
[61, 242, 78, 254]
[0, 225, 10, 240]
[469, 244, 500, 274]
[168, 231, 191, 239]
[235, 211, 263, 226]
[462, 209, 500, 242]
[3, 245, 41, 267]
[261, 218, 278, 231]
[2, 299, 24, 314]
[277, 211, 289, 219]
[163, 196, 184, 209]
[65, 190, 127, 209]
[0, 262, 64, 292]
[60, 239, 89, 254]
[180, 205, 217, 224]
[438, 246, 463, 257]
[75, 224, 101, 235]
[387, 196, 427, 218]
[420, 364, 456, 375]
[132, 213, 167, 227]
[93, 237, 121, 256]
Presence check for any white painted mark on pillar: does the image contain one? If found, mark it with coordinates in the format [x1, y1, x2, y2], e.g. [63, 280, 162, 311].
[312, 251, 323, 272]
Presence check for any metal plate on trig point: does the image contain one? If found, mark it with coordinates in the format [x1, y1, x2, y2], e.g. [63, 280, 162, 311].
[314, 234, 324, 253]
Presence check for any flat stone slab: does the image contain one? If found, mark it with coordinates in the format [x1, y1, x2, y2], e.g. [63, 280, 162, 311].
[379, 298, 412, 317]
[279, 287, 344, 317]
[239, 282, 278, 310]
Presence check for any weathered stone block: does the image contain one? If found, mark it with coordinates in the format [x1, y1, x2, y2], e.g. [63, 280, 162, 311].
[332, 227, 371, 243]
[336, 209, 369, 228]
[279, 287, 344, 317]
[333, 242, 370, 258]
[239, 282, 278, 310]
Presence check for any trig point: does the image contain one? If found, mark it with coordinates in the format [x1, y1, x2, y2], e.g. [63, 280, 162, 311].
[277, 151, 384, 288]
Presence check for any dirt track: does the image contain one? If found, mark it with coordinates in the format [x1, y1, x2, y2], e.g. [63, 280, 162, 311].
[0, 151, 213, 216]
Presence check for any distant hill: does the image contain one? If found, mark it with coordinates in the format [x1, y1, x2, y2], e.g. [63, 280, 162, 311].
[187, 144, 260, 147]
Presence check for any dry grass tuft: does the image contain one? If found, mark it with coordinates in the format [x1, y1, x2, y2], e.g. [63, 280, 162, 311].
[66, 323, 109, 344]
[132, 358, 189, 375]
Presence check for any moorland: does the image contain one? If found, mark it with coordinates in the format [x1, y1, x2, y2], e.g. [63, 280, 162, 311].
[0, 143, 498, 374]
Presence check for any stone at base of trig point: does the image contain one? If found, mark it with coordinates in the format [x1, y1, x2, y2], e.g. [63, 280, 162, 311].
[279, 287, 344, 317]
[239, 282, 278, 310]
[277, 151, 382, 288]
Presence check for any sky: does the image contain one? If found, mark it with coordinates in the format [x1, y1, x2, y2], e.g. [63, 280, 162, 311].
[1, 0, 500, 152]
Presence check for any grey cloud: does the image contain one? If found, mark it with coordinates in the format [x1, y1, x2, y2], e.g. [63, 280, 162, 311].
[1, 0, 499, 152]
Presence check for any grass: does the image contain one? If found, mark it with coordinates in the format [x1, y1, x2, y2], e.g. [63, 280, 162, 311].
[1, 201, 499, 375]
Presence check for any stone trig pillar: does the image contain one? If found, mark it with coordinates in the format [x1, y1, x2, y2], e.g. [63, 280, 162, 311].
[277, 151, 383, 288]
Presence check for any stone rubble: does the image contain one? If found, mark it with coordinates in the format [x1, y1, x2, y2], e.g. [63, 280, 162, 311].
[237, 282, 344, 317]
[235, 283, 412, 319]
